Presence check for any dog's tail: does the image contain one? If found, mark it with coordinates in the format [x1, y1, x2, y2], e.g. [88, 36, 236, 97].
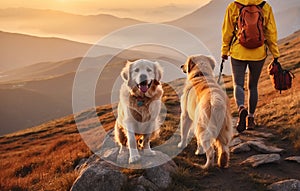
[196, 91, 232, 168]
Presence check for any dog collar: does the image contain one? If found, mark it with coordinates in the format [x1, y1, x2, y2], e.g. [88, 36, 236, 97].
[137, 100, 144, 107]
[133, 95, 146, 107]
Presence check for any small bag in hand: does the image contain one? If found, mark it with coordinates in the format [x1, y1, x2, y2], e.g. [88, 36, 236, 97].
[267, 59, 295, 94]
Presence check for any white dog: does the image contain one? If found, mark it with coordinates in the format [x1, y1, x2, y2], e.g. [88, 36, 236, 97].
[114, 59, 163, 164]
[178, 55, 233, 169]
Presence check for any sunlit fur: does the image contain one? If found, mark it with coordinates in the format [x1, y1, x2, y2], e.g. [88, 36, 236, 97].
[114, 59, 163, 164]
[178, 55, 233, 169]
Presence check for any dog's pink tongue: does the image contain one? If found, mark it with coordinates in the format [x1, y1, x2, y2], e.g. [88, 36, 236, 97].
[139, 85, 148, 93]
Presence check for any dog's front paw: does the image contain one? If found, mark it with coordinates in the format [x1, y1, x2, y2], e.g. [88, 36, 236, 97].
[195, 146, 205, 155]
[143, 149, 156, 156]
[129, 154, 141, 164]
[119, 146, 126, 154]
[178, 141, 187, 148]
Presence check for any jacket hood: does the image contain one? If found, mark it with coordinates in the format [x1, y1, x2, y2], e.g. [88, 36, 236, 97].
[235, 0, 264, 5]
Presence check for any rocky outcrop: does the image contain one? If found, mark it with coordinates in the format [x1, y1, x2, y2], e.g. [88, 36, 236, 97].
[231, 140, 283, 154]
[247, 141, 283, 154]
[229, 128, 285, 167]
[230, 124, 300, 189]
[70, 127, 178, 191]
[71, 153, 177, 191]
[285, 156, 300, 164]
[241, 154, 281, 167]
[267, 179, 300, 191]
[71, 159, 127, 191]
[144, 161, 177, 189]
[231, 142, 251, 154]
[229, 137, 242, 147]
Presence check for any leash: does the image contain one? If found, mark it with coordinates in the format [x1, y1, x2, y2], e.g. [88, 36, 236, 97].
[217, 59, 225, 84]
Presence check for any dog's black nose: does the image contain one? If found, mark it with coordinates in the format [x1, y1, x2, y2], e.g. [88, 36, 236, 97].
[139, 74, 147, 84]
[181, 65, 187, 73]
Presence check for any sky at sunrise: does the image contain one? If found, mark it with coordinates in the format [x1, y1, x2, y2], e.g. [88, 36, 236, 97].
[0, 0, 211, 22]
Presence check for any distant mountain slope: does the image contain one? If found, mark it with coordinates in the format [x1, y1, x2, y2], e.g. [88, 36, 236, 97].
[0, 31, 119, 71]
[169, 0, 300, 38]
[0, 57, 84, 82]
[0, 7, 143, 43]
[0, 46, 185, 135]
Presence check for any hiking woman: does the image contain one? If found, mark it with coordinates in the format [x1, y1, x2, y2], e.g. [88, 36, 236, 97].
[221, 0, 280, 132]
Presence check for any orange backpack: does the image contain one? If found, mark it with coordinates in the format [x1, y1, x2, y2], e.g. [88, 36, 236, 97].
[235, 1, 266, 49]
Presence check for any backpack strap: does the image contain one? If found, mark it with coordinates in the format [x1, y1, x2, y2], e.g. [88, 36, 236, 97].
[258, 1, 266, 8]
[234, 2, 244, 10]
[276, 61, 283, 72]
[230, 2, 244, 49]
[289, 71, 296, 79]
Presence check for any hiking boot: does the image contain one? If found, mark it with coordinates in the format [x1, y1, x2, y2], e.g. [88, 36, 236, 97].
[246, 116, 256, 130]
[236, 107, 248, 133]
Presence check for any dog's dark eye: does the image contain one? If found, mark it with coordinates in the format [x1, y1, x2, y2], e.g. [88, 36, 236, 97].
[134, 68, 139, 72]
[147, 68, 152, 72]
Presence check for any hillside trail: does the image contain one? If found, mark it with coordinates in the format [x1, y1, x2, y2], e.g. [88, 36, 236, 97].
[175, 117, 300, 191]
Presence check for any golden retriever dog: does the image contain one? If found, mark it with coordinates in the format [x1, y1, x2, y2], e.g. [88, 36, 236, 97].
[178, 55, 233, 169]
[114, 59, 163, 164]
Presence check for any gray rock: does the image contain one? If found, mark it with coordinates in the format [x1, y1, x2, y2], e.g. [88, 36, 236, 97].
[145, 160, 177, 189]
[98, 130, 175, 169]
[109, 149, 174, 169]
[248, 137, 266, 142]
[267, 179, 300, 191]
[133, 185, 147, 191]
[74, 158, 88, 172]
[101, 147, 120, 161]
[74, 154, 100, 172]
[70, 160, 127, 191]
[242, 154, 281, 167]
[246, 131, 275, 138]
[231, 142, 251, 153]
[247, 141, 284, 154]
[116, 149, 130, 165]
[72, 128, 178, 190]
[131, 176, 159, 191]
[71, 149, 178, 191]
[285, 156, 300, 164]
[229, 137, 242, 147]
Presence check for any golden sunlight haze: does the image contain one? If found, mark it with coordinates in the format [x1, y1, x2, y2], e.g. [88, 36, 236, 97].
[0, 0, 211, 21]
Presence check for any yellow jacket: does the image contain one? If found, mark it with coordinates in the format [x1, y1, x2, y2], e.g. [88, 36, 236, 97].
[222, 0, 280, 61]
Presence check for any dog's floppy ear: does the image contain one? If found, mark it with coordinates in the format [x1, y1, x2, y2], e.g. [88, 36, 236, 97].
[121, 60, 130, 81]
[193, 55, 216, 70]
[206, 56, 216, 70]
[154, 61, 163, 81]
[188, 57, 196, 73]
[121, 61, 134, 87]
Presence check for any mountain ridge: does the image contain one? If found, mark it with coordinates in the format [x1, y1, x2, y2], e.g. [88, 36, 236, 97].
[0, 7, 143, 44]
[0, 7, 144, 22]
[0, 31, 121, 71]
